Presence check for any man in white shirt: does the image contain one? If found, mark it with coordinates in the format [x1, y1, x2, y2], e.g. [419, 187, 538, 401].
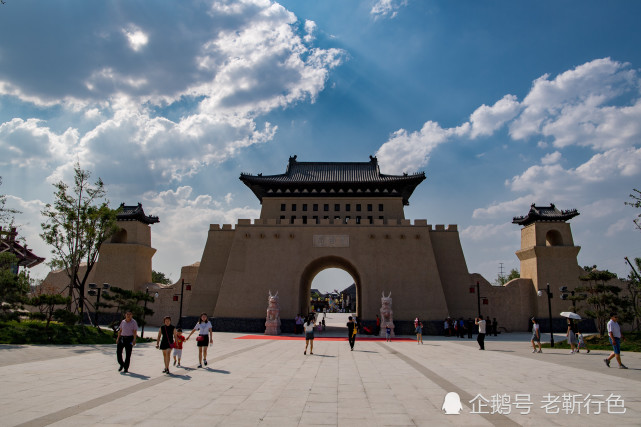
[604, 313, 627, 369]
[475, 317, 486, 350]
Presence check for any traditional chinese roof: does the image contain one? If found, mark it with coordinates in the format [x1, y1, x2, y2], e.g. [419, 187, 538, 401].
[117, 203, 159, 225]
[240, 156, 426, 205]
[512, 203, 579, 226]
[0, 227, 45, 268]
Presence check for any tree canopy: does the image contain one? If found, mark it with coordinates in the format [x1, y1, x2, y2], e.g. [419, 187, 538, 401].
[40, 164, 118, 321]
[0, 176, 20, 225]
[0, 252, 30, 319]
[625, 188, 641, 232]
[152, 270, 172, 285]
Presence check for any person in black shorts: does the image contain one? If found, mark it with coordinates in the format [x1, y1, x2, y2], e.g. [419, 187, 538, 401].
[156, 316, 177, 374]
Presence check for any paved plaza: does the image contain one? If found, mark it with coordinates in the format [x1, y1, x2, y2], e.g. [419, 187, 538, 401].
[1, 316, 640, 426]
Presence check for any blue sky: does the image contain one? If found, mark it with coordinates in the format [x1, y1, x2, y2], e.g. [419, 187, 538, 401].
[1, 0, 641, 293]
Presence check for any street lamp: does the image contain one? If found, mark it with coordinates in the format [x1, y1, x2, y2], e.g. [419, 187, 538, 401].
[475, 281, 488, 318]
[174, 278, 191, 328]
[559, 286, 577, 312]
[537, 283, 554, 347]
[141, 287, 159, 339]
[88, 283, 110, 329]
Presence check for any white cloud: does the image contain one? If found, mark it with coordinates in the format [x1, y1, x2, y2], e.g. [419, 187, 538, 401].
[541, 151, 562, 165]
[0, 0, 344, 193]
[461, 222, 516, 241]
[376, 121, 469, 174]
[371, 0, 408, 19]
[122, 25, 149, 52]
[472, 196, 534, 220]
[469, 95, 521, 139]
[142, 186, 260, 276]
[304, 20, 317, 43]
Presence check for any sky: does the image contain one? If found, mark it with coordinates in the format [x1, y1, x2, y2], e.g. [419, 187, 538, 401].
[1, 0, 641, 294]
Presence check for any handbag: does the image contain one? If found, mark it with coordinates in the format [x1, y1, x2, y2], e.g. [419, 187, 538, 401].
[196, 335, 204, 342]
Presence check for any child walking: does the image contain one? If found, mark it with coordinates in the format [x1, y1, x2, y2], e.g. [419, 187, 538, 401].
[173, 328, 186, 366]
[386, 326, 392, 342]
[576, 332, 590, 353]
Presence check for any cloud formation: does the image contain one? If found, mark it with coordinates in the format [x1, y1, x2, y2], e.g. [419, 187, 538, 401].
[0, 0, 345, 190]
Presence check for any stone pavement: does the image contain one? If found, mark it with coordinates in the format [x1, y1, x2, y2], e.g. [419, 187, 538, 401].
[1, 331, 640, 427]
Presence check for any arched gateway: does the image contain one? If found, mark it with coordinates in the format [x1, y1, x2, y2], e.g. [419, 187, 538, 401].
[185, 156, 476, 333]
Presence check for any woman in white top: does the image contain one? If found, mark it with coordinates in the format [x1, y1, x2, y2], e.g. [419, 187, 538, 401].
[303, 314, 316, 355]
[187, 312, 213, 368]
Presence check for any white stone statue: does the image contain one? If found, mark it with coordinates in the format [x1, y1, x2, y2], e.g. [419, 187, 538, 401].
[379, 291, 395, 337]
[265, 290, 281, 335]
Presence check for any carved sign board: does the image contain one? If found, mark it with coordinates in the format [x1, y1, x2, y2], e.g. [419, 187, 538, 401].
[313, 235, 349, 248]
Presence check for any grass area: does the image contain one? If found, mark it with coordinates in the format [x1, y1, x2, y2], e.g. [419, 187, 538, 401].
[0, 320, 155, 345]
[541, 332, 641, 352]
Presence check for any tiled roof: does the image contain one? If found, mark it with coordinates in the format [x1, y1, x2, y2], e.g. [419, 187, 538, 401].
[0, 227, 45, 268]
[240, 156, 425, 205]
[117, 203, 159, 225]
[512, 203, 579, 226]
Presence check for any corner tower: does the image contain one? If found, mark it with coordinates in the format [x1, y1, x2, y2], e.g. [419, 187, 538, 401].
[92, 203, 159, 292]
[513, 203, 582, 318]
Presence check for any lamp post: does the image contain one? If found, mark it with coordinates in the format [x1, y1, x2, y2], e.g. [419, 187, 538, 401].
[560, 286, 577, 312]
[175, 279, 191, 328]
[141, 287, 158, 339]
[88, 283, 110, 329]
[537, 283, 554, 347]
[476, 281, 484, 318]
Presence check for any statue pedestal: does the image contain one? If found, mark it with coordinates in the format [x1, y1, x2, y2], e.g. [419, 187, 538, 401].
[265, 320, 280, 335]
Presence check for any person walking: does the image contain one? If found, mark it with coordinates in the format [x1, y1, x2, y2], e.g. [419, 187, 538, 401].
[385, 325, 392, 342]
[492, 318, 498, 336]
[173, 328, 186, 366]
[466, 317, 474, 339]
[531, 318, 542, 353]
[415, 319, 423, 344]
[295, 314, 303, 335]
[304, 314, 316, 355]
[375, 314, 381, 336]
[187, 312, 213, 368]
[576, 332, 590, 353]
[156, 316, 177, 374]
[347, 316, 357, 350]
[604, 313, 628, 369]
[475, 317, 486, 350]
[116, 311, 138, 373]
[566, 318, 578, 354]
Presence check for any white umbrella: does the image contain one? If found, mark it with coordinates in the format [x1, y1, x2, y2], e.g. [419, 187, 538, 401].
[560, 312, 581, 320]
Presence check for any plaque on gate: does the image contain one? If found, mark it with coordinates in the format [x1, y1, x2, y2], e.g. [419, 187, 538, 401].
[313, 235, 349, 248]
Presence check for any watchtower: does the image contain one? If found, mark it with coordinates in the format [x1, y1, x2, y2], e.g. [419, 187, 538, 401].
[513, 204, 583, 319]
[91, 203, 159, 292]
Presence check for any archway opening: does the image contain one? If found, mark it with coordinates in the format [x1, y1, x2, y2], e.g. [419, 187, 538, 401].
[546, 230, 563, 246]
[299, 256, 361, 320]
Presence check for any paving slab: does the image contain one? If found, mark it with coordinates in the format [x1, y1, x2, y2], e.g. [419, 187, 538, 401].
[1, 331, 639, 427]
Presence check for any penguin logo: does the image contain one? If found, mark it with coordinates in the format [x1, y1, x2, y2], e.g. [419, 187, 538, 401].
[442, 392, 463, 415]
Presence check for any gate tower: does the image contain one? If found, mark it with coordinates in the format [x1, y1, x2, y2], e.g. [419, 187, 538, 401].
[186, 156, 476, 333]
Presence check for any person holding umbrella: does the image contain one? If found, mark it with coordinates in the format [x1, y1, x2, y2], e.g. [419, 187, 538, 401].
[561, 312, 581, 354]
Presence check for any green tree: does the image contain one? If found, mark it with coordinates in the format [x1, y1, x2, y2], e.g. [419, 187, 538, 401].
[625, 256, 641, 331]
[29, 293, 72, 328]
[40, 164, 118, 322]
[495, 268, 520, 285]
[0, 176, 21, 225]
[152, 270, 172, 285]
[625, 188, 641, 232]
[100, 286, 155, 330]
[574, 269, 630, 336]
[0, 252, 30, 318]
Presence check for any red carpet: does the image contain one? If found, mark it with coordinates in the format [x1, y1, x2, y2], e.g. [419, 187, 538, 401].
[236, 335, 416, 341]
